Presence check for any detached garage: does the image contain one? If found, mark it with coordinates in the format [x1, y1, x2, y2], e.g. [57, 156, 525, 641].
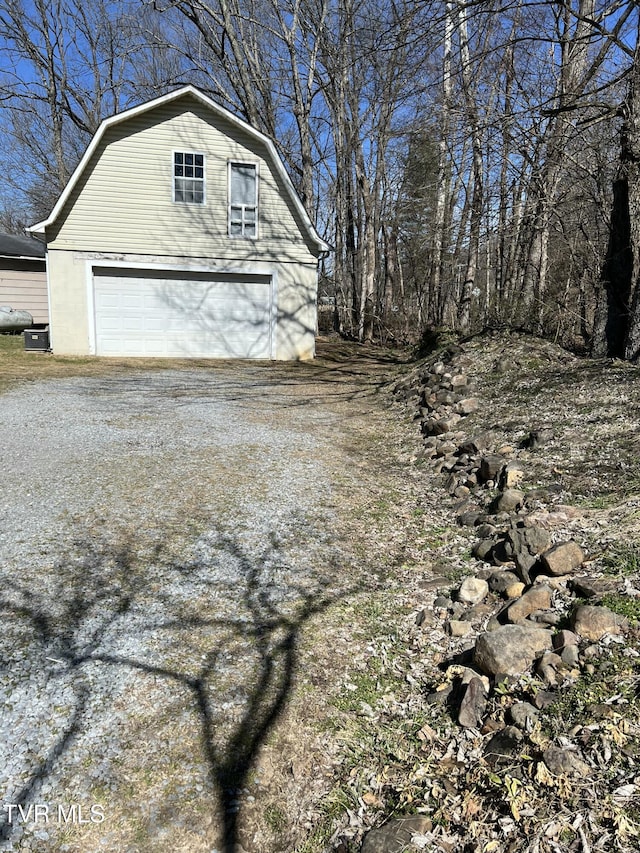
[28, 86, 330, 360]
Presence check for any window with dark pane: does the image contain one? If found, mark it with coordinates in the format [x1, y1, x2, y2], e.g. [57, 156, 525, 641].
[174, 151, 205, 204]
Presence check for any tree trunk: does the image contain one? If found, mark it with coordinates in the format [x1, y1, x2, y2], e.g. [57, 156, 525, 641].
[594, 176, 632, 357]
[455, 0, 483, 332]
[624, 52, 640, 360]
[594, 30, 640, 361]
[430, 0, 453, 327]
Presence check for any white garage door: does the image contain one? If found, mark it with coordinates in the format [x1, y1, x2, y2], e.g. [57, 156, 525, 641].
[93, 268, 273, 358]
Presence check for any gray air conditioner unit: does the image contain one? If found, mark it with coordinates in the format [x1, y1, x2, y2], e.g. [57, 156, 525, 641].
[24, 327, 50, 352]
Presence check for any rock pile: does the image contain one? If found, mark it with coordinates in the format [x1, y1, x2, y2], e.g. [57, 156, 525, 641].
[357, 340, 638, 851]
[394, 345, 630, 711]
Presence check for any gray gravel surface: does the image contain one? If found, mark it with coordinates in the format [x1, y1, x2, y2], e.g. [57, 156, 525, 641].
[0, 367, 368, 852]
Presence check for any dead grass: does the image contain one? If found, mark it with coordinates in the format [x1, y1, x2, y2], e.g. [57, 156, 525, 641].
[0, 333, 258, 392]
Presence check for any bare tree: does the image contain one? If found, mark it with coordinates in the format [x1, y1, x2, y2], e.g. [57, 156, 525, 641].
[411, 0, 637, 344]
[455, 0, 485, 331]
[595, 17, 640, 360]
[0, 0, 142, 222]
[148, 0, 329, 216]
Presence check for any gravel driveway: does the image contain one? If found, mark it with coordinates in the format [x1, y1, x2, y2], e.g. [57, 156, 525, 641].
[0, 363, 402, 853]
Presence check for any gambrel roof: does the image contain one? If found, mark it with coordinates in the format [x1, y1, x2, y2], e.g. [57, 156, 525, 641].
[29, 85, 330, 254]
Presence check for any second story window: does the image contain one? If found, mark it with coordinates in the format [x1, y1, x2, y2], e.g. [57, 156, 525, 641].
[174, 152, 205, 204]
[229, 162, 257, 237]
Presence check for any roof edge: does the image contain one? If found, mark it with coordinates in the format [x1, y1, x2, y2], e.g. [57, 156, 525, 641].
[28, 85, 330, 253]
[0, 253, 46, 261]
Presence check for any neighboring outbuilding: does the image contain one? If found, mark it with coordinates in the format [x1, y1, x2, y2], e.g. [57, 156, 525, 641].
[0, 233, 47, 324]
[29, 86, 330, 359]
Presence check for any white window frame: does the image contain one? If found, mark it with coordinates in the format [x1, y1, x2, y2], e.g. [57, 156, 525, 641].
[173, 150, 206, 205]
[228, 161, 259, 239]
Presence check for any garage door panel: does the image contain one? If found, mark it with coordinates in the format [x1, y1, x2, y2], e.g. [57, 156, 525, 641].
[93, 271, 272, 358]
[140, 339, 167, 355]
[97, 296, 120, 312]
[123, 317, 144, 332]
[144, 316, 166, 333]
[99, 317, 121, 331]
[122, 292, 143, 308]
[100, 336, 146, 355]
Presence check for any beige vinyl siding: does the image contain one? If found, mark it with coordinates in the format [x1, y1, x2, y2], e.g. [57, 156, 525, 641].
[0, 260, 48, 323]
[47, 96, 317, 264]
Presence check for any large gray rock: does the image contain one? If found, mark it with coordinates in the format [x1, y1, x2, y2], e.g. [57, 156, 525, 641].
[500, 461, 525, 490]
[514, 551, 537, 585]
[474, 539, 495, 561]
[495, 489, 525, 513]
[505, 581, 526, 599]
[435, 389, 457, 405]
[421, 417, 441, 437]
[507, 585, 552, 623]
[450, 372, 468, 388]
[504, 524, 550, 556]
[525, 427, 554, 449]
[540, 541, 585, 576]
[458, 676, 487, 728]
[474, 624, 553, 675]
[572, 605, 628, 641]
[480, 454, 504, 483]
[509, 701, 539, 729]
[533, 689, 557, 710]
[455, 397, 479, 415]
[560, 644, 580, 668]
[484, 726, 523, 766]
[552, 629, 579, 651]
[448, 620, 472, 637]
[457, 509, 482, 527]
[360, 815, 433, 853]
[504, 525, 552, 583]
[458, 435, 490, 455]
[488, 570, 521, 595]
[543, 745, 590, 778]
[435, 414, 461, 434]
[536, 651, 564, 685]
[570, 575, 620, 599]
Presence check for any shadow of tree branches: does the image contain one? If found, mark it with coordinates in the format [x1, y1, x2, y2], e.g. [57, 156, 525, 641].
[0, 522, 350, 852]
[66, 337, 413, 422]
